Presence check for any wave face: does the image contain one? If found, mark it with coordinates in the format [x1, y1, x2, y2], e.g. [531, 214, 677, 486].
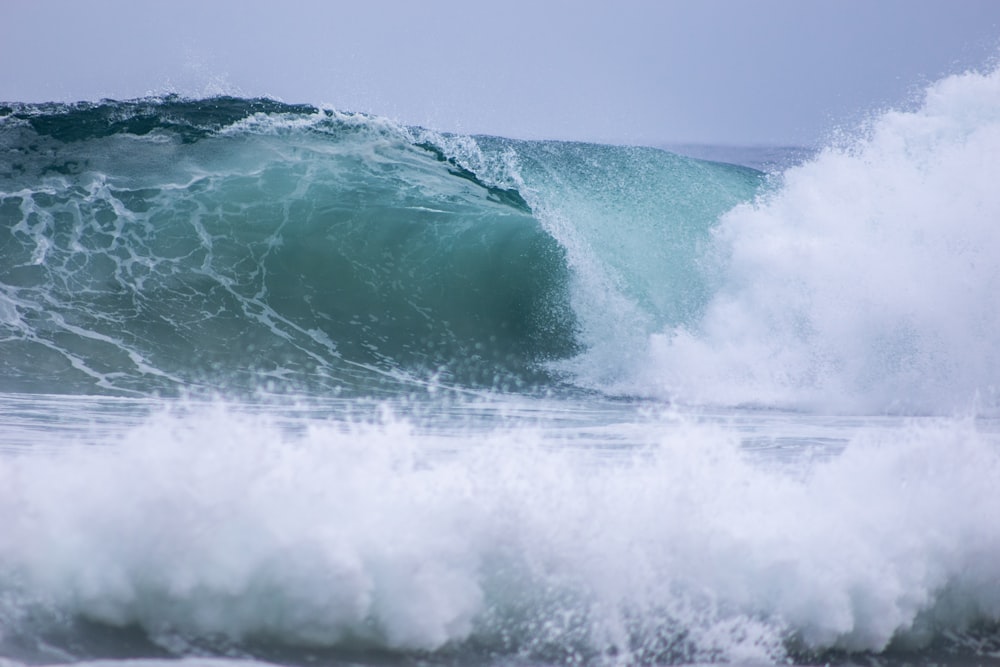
[0, 101, 558, 394]
[0, 97, 761, 396]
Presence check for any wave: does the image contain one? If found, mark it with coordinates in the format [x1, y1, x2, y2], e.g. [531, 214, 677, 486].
[0, 99, 573, 394]
[3, 66, 999, 413]
[0, 97, 759, 397]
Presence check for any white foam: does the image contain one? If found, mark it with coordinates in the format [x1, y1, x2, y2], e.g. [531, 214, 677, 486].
[2, 402, 1000, 661]
[621, 67, 1000, 413]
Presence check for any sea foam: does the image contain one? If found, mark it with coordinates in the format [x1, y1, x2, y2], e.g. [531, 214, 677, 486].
[2, 402, 999, 663]
[629, 67, 1000, 413]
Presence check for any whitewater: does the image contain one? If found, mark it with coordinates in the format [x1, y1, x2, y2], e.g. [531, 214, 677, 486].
[1, 66, 999, 667]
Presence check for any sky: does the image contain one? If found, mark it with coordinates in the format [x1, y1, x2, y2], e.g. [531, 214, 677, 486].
[2, 0, 999, 146]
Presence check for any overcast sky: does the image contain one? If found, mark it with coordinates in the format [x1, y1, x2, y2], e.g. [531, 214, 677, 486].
[3, 0, 999, 146]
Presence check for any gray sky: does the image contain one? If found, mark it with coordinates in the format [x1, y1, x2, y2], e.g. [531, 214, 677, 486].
[3, 0, 999, 146]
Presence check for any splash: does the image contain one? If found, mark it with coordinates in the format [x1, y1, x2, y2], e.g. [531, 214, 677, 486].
[624, 67, 1000, 413]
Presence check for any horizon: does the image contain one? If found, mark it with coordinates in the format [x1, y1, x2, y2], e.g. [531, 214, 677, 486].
[3, 1, 999, 146]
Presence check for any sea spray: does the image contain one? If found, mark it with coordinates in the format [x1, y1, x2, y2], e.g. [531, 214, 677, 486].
[629, 67, 1000, 413]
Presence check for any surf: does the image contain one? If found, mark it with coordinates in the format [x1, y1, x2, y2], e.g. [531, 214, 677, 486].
[3, 65, 1000, 667]
[2, 399, 1000, 665]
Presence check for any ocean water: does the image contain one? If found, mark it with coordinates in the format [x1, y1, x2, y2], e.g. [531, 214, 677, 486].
[1, 67, 999, 667]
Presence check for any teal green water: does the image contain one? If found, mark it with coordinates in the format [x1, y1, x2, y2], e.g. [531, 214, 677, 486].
[0, 97, 762, 396]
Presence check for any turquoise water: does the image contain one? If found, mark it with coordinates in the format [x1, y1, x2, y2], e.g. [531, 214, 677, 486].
[0, 98, 759, 395]
[2, 68, 1000, 667]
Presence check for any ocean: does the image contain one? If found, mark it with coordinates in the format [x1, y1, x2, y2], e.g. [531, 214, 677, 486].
[1, 66, 999, 667]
